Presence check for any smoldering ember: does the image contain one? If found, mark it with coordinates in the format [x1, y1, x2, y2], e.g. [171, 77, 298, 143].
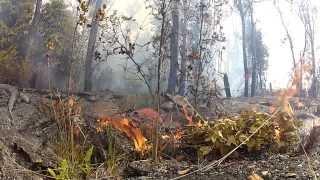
[1, 0, 320, 179]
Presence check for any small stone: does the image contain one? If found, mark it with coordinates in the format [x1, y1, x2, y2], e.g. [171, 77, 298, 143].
[285, 172, 297, 178]
[247, 165, 256, 169]
[261, 170, 269, 176]
[279, 154, 289, 160]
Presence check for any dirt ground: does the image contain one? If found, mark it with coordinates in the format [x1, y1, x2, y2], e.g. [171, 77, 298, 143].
[0, 89, 319, 180]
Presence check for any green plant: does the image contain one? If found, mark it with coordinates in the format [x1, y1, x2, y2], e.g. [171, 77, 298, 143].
[41, 97, 96, 179]
[105, 127, 122, 176]
[47, 146, 94, 179]
[48, 159, 71, 180]
[79, 146, 94, 175]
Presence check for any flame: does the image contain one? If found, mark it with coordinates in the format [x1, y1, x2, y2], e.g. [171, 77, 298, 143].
[97, 116, 149, 153]
[173, 130, 183, 141]
[275, 65, 305, 115]
[272, 62, 313, 116]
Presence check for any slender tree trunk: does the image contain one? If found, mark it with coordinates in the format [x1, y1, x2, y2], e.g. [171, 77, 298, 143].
[250, 8, 257, 97]
[194, 1, 205, 106]
[310, 37, 317, 97]
[167, 0, 180, 94]
[154, 0, 167, 163]
[21, 0, 42, 58]
[84, 0, 102, 91]
[179, 0, 188, 96]
[224, 74, 231, 98]
[274, 1, 296, 68]
[25, 0, 42, 88]
[239, 7, 249, 97]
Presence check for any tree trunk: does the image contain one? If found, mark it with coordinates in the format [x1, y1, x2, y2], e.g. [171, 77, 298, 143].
[310, 37, 317, 97]
[223, 74, 231, 98]
[250, 9, 257, 97]
[167, 0, 180, 94]
[84, 0, 102, 91]
[23, 0, 42, 88]
[274, 1, 296, 68]
[31, 0, 42, 28]
[239, 6, 249, 97]
[194, 1, 205, 106]
[179, 0, 188, 96]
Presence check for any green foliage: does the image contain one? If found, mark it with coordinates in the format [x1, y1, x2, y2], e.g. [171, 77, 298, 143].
[0, 46, 31, 85]
[0, 0, 34, 85]
[47, 147, 94, 179]
[79, 146, 94, 175]
[105, 127, 122, 176]
[40, 0, 76, 75]
[48, 159, 71, 180]
[41, 97, 94, 179]
[185, 111, 300, 158]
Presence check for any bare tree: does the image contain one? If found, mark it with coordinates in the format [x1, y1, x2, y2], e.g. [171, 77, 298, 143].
[26, 0, 43, 88]
[194, 0, 205, 106]
[298, 0, 317, 97]
[84, 0, 102, 91]
[178, 0, 188, 96]
[248, 3, 257, 97]
[234, 0, 250, 97]
[167, 0, 180, 94]
[273, 0, 296, 68]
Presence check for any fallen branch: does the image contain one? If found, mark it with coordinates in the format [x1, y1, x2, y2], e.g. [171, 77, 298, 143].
[0, 84, 30, 122]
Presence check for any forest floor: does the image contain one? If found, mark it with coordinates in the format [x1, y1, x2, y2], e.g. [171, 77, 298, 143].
[0, 87, 319, 179]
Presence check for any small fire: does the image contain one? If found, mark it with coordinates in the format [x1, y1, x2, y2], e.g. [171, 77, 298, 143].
[97, 116, 149, 154]
[275, 63, 311, 115]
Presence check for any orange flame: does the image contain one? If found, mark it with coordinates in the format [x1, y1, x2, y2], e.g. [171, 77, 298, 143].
[274, 63, 312, 115]
[97, 116, 149, 153]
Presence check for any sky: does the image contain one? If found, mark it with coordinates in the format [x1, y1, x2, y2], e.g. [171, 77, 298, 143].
[224, 0, 320, 93]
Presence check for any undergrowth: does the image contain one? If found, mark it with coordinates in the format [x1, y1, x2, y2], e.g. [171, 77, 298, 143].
[40, 96, 125, 179]
[184, 111, 301, 158]
[40, 96, 95, 179]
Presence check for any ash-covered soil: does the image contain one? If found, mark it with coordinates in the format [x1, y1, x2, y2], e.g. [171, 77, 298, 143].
[0, 88, 319, 180]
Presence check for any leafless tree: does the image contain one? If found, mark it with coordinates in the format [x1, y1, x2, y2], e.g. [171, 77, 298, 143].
[273, 0, 296, 68]
[234, 0, 250, 97]
[84, 0, 102, 91]
[167, 0, 180, 94]
[298, 0, 317, 97]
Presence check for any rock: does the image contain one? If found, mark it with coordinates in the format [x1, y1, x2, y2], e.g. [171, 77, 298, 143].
[285, 172, 297, 178]
[261, 170, 269, 176]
